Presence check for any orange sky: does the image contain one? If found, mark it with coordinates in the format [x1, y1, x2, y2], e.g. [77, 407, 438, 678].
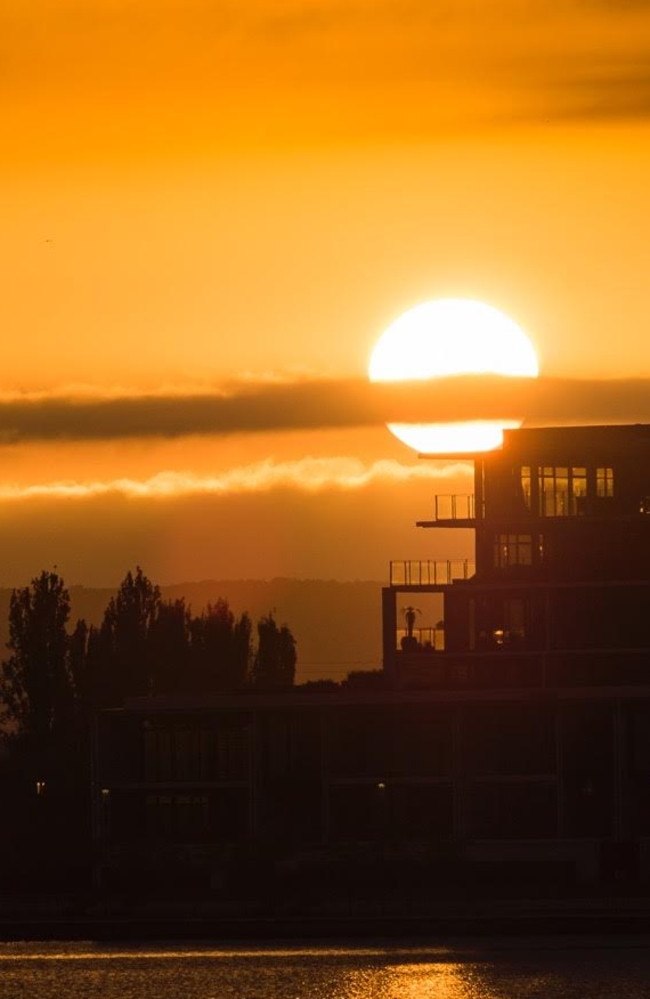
[1, 0, 650, 587]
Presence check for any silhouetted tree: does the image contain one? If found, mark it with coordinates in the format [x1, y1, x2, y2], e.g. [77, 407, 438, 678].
[232, 610, 253, 688]
[0, 572, 94, 892]
[0, 570, 75, 765]
[251, 613, 296, 689]
[149, 598, 191, 694]
[40, 571, 298, 705]
[189, 598, 252, 691]
[342, 668, 385, 690]
[68, 618, 90, 706]
[83, 623, 111, 709]
[89, 567, 161, 706]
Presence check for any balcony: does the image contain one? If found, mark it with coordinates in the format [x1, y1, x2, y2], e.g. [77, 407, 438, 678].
[392, 647, 650, 691]
[395, 651, 544, 690]
[396, 625, 445, 652]
[390, 559, 475, 587]
[417, 494, 476, 528]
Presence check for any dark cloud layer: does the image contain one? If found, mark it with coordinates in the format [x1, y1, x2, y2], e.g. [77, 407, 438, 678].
[0, 376, 647, 443]
[551, 63, 650, 122]
[395, 375, 650, 426]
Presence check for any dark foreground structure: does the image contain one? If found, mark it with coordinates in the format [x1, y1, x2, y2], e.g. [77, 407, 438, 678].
[85, 423, 650, 926]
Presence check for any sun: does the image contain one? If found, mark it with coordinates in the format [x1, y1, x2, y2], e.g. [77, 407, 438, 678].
[368, 298, 539, 453]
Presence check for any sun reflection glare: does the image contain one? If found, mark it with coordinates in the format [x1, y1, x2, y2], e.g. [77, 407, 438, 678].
[338, 961, 488, 999]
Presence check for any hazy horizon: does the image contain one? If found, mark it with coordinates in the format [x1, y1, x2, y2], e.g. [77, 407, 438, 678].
[0, 576, 390, 684]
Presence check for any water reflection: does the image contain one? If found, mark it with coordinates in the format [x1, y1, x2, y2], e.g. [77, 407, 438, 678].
[1, 939, 650, 999]
[337, 961, 492, 999]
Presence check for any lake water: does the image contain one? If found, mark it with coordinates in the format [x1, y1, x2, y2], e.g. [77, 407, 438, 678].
[1, 936, 650, 998]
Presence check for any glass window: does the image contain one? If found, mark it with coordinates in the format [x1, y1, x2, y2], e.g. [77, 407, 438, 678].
[468, 597, 476, 651]
[491, 598, 526, 647]
[494, 533, 533, 568]
[556, 467, 569, 514]
[146, 794, 209, 843]
[538, 466, 590, 516]
[596, 466, 614, 498]
[504, 598, 526, 642]
[174, 729, 200, 781]
[539, 466, 562, 516]
[539, 466, 551, 516]
[215, 727, 249, 780]
[175, 794, 209, 841]
[571, 467, 587, 513]
[144, 729, 173, 781]
[521, 466, 532, 510]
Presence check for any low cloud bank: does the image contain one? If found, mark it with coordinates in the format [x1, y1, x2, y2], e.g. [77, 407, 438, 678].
[0, 375, 647, 443]
[0, 456, 471, 503]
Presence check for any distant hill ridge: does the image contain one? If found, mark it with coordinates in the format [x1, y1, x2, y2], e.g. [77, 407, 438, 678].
[0, 578, 384, 684]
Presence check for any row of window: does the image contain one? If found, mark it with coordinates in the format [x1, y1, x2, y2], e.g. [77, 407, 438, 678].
[494, 532, 542, 568]
[521, 465, 614, 517]
[469, 587, 650, 653]
[136, 781, 611, 843]
[144, 726, 250, 782]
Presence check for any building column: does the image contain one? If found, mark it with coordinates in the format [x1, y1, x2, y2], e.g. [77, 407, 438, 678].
[381, 587, 397, 684]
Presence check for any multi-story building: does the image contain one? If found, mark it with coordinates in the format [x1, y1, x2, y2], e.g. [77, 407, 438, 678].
[381, 423, 650, 882]
[383, 423, 650, 690]
[94, 424, 650, 904]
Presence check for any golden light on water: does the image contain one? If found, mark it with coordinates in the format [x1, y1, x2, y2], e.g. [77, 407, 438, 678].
[0, 946, 486, 997]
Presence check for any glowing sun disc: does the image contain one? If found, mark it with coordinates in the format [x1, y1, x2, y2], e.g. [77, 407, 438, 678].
[368, 298, 539, 453]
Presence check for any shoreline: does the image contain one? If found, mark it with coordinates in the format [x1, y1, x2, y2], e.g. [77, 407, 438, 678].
[3, 901, 650, 942]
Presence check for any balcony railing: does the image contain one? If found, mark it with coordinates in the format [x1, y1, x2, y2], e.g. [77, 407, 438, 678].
[396, 626, 445, 651]
[390, 559, 475, 587]
[392, 648, 650, 691]
[394, 651, 544, 690]
[431, 494, 475, 521]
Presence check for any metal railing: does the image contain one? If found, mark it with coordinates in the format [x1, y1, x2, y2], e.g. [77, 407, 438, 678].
[390, 559, 475, 587]
[392, 648, 650, 691]
[432, 494, 475, 521]
[396, 627, 445, 652]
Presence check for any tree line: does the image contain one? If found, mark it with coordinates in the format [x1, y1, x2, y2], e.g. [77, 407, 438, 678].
[0, 567, 296, 761]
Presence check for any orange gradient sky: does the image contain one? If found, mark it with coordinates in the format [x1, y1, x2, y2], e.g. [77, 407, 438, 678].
[1, 0, 650, 587]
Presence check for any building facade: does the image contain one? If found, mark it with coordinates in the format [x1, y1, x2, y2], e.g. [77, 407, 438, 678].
[94, 424, 650, 903]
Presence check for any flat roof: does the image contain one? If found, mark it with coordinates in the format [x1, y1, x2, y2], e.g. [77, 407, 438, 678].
[418, 424, 650, 461]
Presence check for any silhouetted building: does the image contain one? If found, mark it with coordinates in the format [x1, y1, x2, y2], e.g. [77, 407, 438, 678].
[384, 424, 650, 689]
[381, 423, 650, 884]
[94, 424, 650, 906]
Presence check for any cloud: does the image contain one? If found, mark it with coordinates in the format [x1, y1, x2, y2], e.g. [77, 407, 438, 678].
[0, 375, 647, 444]
[0, 456, 469, 503]
[0, 380, 372, 442]
[8, 0, 650, 156]
[536, 59, 650, 123]
[406, 375, 650, 426]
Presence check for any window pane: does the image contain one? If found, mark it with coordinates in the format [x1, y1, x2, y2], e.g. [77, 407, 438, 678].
[571, 467, 587, 514]
[539, 467, 555, 516]
[555, 468, 569, 515]
[494, 533, 533, 568]
[538, 466, 585, 516]
[521, 466, 531, 509]
[596, 467, 614, 498]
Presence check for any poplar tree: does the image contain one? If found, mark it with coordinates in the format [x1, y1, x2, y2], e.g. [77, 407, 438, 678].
[149, 598, 191, 694]
[0, 570, 75, 761]
[88, 567, 161, 705]
[251, 613, 297, 689]
[189, 598, 252, 691]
